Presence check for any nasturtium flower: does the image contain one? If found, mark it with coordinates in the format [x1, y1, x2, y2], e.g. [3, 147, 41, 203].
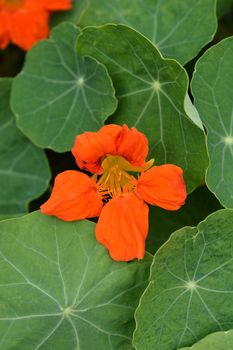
[0, 0, 72, 50]
[41, 124, 187, 261]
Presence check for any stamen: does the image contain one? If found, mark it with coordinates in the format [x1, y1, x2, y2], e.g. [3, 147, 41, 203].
[95, 155, 151, 200]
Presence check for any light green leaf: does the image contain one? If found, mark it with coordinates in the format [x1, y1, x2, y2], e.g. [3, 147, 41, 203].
[11, 22, 117, 152]
[191, 37, 233, 208]
[0, 211, 151, 349]
[78, 24, 208, 192]
[184, 94, 203, 131]
[51, 0, 88, 26]
[79, 0, 217, 65]
[179, 329, 233, 349]
[147, 185, 222, 254]
[0, 79, 50, 215]
[134, 209, 233, 350]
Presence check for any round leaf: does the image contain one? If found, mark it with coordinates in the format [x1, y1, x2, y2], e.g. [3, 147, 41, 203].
[134, 209, 233, 349]
[0, 212, 151, 349]
[11, 22, 117, 152]
[78, 24, 208, 193]
[192, 37, 233, 208]
[0, 78, 51, 215]
[79, 0, 217, 64]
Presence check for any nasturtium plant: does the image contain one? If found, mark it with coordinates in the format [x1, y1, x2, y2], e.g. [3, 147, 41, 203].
[0, 78, 50, 215]
[40, 124, 187, 262]
[0, 1, 233, 349]
[11, 22, 117, 152]
[192, 37, 233, 209]
[0, 212, 151, 349]
[134, 209, 233, 350]
[77, 24, 208, 193]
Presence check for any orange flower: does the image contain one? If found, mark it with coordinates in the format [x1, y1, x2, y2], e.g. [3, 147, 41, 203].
[0, 0, 72, 50]
[41, 124, 187, 261]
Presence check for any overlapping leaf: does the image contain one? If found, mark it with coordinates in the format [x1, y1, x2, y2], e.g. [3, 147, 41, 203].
[192, 37, 233, 208]
[11, 22, 117, 152]
[0, 79, 50, 215]
[79, 0, 217, 64]
[78, 25, 208, 192]
[180, 329, 233, 349]
[0, 212, 151, 349]
[134, 209, 233, 350]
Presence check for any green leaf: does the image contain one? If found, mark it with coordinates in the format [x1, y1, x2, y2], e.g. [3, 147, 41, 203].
[0, 211, 151, 349]
[51, 0, 88, 27]
[0, 78, 51, 215]
[184, 94, 203, 131]
[79, 0, 217, 65]
[78, 24, 208, 193]
[179, 329, 233, 349]
[147, 185, 222, 254]
[191, 37, 233, 208]
[134, 209, 233, 350]
[11, 22, 117, 152]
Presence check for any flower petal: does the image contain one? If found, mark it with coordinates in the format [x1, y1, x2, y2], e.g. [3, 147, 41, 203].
[72, 124, 122, 174]
[9, 9, 49, 50]
[0, 12, 10, 49]
[96, 193, 148, 261]
[116, 124, 149, 166]
[40, 170, 103, 221]
[136, 165, 187, 210]
[33, 0, 72, 11]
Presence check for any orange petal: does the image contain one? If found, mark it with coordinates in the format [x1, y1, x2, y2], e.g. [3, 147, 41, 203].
[116, 124, 149, 166]
[136, 165, 187, 210]
[40, 170, 103, 221]
[72, 124, 122, 174]
[96, 192, 148, 261]
[0, 34, 9, 49]
[31, 0, 72, 11]
[0, 12, 10, 49]
[9, 9, 49, 50]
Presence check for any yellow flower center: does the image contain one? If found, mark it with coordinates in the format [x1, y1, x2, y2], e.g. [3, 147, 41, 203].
[96, 155, 154, 199]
